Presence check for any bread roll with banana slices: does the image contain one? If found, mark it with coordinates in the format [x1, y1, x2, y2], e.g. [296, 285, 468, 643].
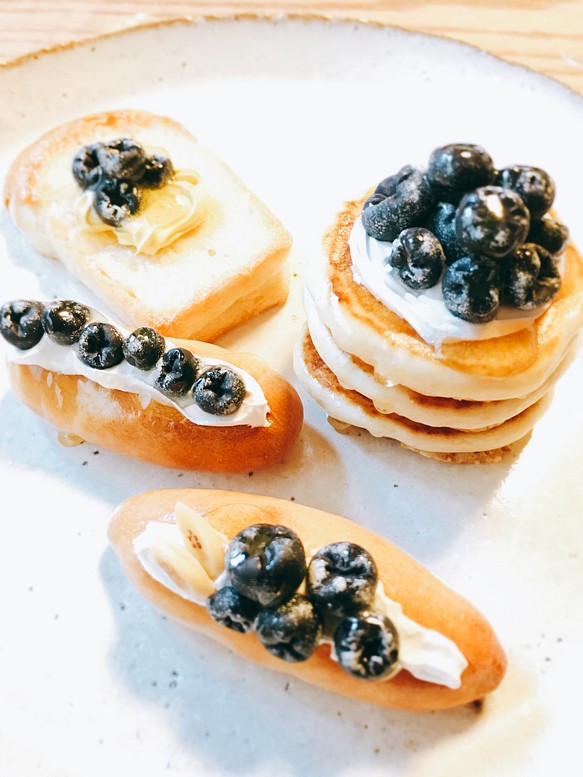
[3, 109, 292, 341]
[1, 298, 302, 472]
[108, 489, 506, 710]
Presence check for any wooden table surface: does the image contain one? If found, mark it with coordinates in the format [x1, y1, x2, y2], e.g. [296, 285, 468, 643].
[1, 1, 582, 95]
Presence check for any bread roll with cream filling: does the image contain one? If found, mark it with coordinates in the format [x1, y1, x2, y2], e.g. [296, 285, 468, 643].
[1, 298, 303, 471]
[108, 488, 507, 711]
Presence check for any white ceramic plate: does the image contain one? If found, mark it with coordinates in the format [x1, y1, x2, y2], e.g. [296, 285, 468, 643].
[1, 16, 582, 777]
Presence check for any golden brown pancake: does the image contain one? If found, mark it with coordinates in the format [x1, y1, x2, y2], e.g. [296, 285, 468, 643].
[294, 327, 553, 463]
[304, 288, 576, 430]
[296, 197, 583, 461]
[310, 200, 583, 399]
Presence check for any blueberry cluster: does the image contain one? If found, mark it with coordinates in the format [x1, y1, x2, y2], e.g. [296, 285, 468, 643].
[361, 143, 568, 323]
[0, 299, 246, 416]
[207, 524, 400, 680]
[72, 138, 174, 227]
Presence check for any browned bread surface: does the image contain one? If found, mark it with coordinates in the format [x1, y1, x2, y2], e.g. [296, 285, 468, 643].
[8, 337, 303, 472]
[108, 488, 507, 711]
[4, 109, 292, 341]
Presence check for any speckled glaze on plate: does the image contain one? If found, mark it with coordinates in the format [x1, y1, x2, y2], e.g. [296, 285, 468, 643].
[0, 16, 582, 777]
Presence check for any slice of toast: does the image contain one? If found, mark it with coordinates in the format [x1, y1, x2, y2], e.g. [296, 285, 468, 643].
[3, 109, 292, 341]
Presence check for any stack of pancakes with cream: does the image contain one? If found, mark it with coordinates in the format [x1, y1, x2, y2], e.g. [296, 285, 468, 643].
[295, 152, 583, 463]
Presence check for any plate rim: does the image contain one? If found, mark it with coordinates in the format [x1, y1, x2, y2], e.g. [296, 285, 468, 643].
[1, 11, 581, 104]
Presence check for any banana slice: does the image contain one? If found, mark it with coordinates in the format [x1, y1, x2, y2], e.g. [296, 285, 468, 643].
[146, 537, 215, 602]
[174, 501, 227, 579]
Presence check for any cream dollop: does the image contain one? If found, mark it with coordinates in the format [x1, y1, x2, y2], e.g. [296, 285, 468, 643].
[349, 216, 554, 347]
[74, 169, 207, 255]
[5, 305, 269, 428]
[133, 519, 467, 689]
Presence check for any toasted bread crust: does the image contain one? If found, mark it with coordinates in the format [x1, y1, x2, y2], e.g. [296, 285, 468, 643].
[7, 338, 303, 472]
[4, 109, 292, 341]
[108, 488, 507, 711]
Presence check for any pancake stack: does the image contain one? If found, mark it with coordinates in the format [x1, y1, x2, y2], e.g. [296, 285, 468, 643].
[295, 146, 583, 462]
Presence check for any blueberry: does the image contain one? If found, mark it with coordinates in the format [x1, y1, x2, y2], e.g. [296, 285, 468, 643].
[77, 322, 124, 369]
[72, 142, 105, 189]
[141, 154, 175, 189]
[206, 586, 260, 634]
[0, 299, 44, 350]
[426, 143, 495, 202]
[362, 192, 385, 211]
[496, 166, 555, 220]
[94, 178, 141, 227]
[388, 227, 445, 290]
[528, 217, 569, 256]
[334, 610, 399, 680]
[307, 542, 377, 617]
[95, 138, 147, 182]
[256, 594, 322, 662]
[442, 256, 500, 323]
[41, 300, 91, 345]
[122, 327, 165, 370]
[193, 367, 246, 415]
[155, 348, 199, 397]
[455, 186, 530, 259]
[373, 173, 402, 198]
[500, 243, 561, 309]
[361, 166, 434, 242]
[431, 202, 466, 264]
[225, 523, 306, 607]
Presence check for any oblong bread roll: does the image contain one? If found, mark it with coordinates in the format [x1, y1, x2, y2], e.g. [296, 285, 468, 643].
[7, 338, 303, 472]
[108, 488, 507, 710]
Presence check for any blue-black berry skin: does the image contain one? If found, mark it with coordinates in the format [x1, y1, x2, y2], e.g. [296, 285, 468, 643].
[94, 177, 141, 227]
[442, 256, 500, 323]
[455, 186, 530, 259]
[122, 327, 165, 370]
[206, 586, 260, 633]
[528, 217, 569, 256]
[155, 348, 199, 398]
[95, 138, 147, 182]
[361, 166, 434, 242]
[334, 611, 399, 680]
[225, 523, 306, 608]
[426, 143, 495, 202]
[73, 138, 174, 193]
[41, 300, 91, 345]
[388, 228, 445, 290]
[496, 166, 555, 220]
[431, 202, 466, 265]
[193, 367, 246, 415]
[77, 322, 124, 369]
[141, 154, 174, 189]
[307, 542, 378, 618]
[256, 594, 322, 662]
[0, 300, 45, 350]
[500, 243, 561, 309]
[72, 143, 104, 190]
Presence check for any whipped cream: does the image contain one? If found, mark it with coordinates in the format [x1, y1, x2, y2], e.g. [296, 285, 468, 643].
[74, 169, 207, 255]
[349, 216, 555, 347]
[134, 518, 467, 689]
[5, 305, 269, 428]
[372, 582, 467, 688]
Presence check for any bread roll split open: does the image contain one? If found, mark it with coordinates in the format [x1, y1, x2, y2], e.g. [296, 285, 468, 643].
[108, 489, 507, 710]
